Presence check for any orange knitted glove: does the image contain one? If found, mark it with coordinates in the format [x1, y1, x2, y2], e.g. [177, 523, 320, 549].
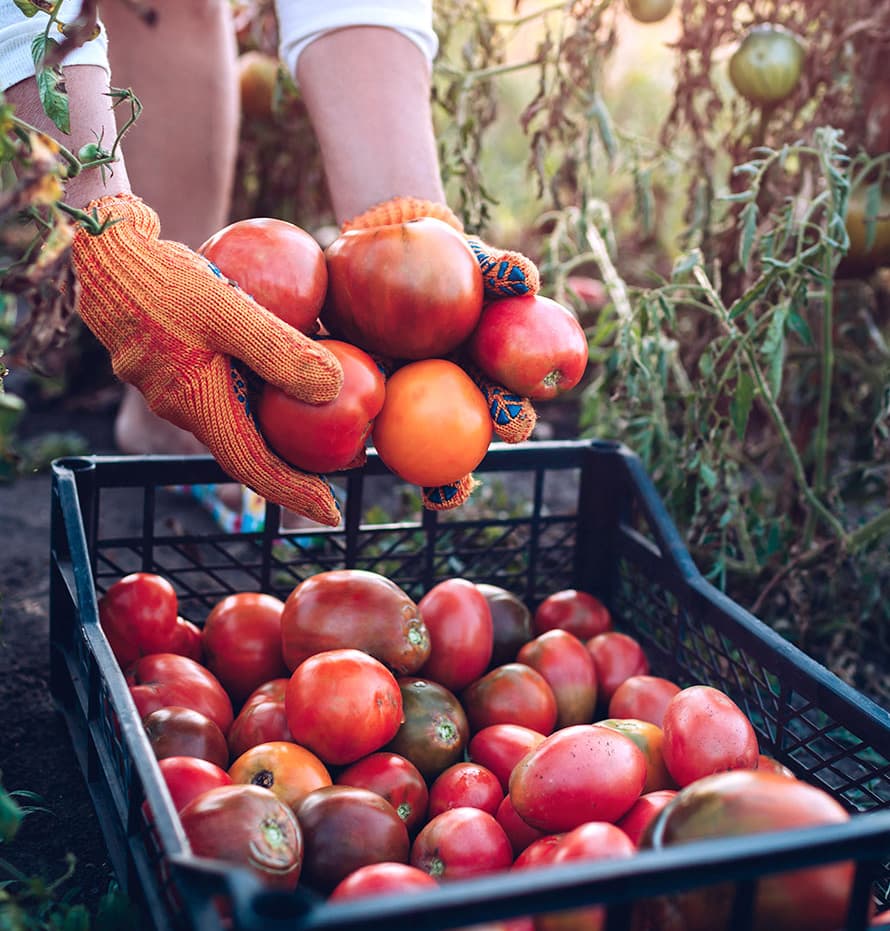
[71, 194, 344, 526]
[343, 197, 540, 511]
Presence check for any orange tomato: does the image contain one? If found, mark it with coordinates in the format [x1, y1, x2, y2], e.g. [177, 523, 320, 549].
[371, 359, 493, 487]
[228, 740, 332, 811]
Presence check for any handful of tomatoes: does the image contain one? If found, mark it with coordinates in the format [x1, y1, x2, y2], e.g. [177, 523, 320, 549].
[199, 215, 590, 491]
[100, 569, 866, 930]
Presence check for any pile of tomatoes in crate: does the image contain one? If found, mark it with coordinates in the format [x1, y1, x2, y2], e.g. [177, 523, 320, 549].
[98, 567, 872, 931]
[198, 214, 589, 488]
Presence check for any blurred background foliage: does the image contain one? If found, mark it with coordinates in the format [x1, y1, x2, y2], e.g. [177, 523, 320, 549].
[2, 0, 890, 699]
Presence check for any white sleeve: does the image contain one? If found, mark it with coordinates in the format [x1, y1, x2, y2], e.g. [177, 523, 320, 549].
[0, 0, 109, 92]
[275, 0, 438, 80]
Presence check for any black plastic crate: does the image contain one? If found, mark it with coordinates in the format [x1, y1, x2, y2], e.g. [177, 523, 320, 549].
[48, 438, 890, 931]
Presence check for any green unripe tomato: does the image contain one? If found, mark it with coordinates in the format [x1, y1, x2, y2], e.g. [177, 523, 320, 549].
[625, 0, 674, 23]
[728, 24, 805, 107]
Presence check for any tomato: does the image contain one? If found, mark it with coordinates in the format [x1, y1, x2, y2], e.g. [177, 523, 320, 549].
[516, 630, 598, 728]
[607, 674, 681, 728]
[509, 724, 647, 832]
[467, 723, 546, 793]
[201, 592, 288, 706]
[417, 578, 494, 692]
[511, 833, 565, 870]
[237, 50, 279, 122]
[281, 569, 430, 675]
[127, 653, 234, 735]
[179, 784, 303, 889]
[143, 705, 229, 769]
[596, 717, 675, 793]
[199, 217, 327, 333]
[462, 663, 558, 735]
[385, 677, 470, 781]
[323, 216, 484, 360]
[242, 678, 289, 708]
[296, 785, 410, 893]
[466, 295, 589, 400]
[98, 572, 179, 668]
[475, 583, 534, 668]
[756, 753, 796, 779]
[155, 756, 232, 812]
[495, 793, 545, 857]
[614, 789, 677, 845]
[328, 862, 439, 901]
[427, 762, 504, 820]
[371, 359, 493, 487]
[228, 740, 332, 812]
[638, 770, 856, 931]
[227, 693, 293, 760]
[533, 589, 612, 640]
[661, 685, 760, 787]
[625, 0, 674, 23]
[410, 807, 513, 881]
[166, 616, 203, 664]
[836, 188, 890, 279]
[585, 631, 650, 708]
[336, 751, 429, 836]
[257, 338, 386, 474]
[285, 649, 403, 766]
[728, 24, 805, 108]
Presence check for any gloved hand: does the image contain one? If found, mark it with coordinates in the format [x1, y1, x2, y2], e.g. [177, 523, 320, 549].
[71, 194, 345, 527]
[342, 196, 541, 510]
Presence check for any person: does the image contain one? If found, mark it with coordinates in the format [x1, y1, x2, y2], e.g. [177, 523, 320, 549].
[0, 0, 539, 528]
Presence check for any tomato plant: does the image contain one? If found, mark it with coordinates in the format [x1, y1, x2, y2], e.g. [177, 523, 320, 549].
[371, 358, 493, 487]
[533, 590, 612, 641]
[281, 569, 430, 675]
[728, 24, 805, 108]
[417, 578, 494, 691]
[155, 756, 232, 813]
[466, 295, 589, 400]
[202, 592, 288, 706]
[179, 784, 303, 889]
[257, 338, 386, 474]
[285, 649, 403, 766]
[410, 807, 513, 881]
[836, 187, 890, 278]
[427, 762, 504, 819]
[199, 217, 327, 333]
[143, 706, 229, 769]
[228, 740, 332, 812]
[328, 862, 439, 901]
[98, 572, 179, 668]
[461, 663, 558, 735]
[323, 216, 484, 359]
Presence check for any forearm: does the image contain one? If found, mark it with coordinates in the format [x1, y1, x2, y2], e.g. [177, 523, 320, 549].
[296, 26, 445, 223]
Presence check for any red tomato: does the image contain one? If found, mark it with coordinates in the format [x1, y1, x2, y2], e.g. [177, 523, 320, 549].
[228, 740, 332, 812]
[98, 572, 179, 668]
[467, 295, 589, 400]
[281, 569, 430, 675]
[467, 723, 547, 792]
[511, 833, 565, 870]
[461, 663, 558, 735]
[179, 784, 303, 889]
[585, 632, 650, 708]
[427, 762, 504, 820]
[328, 862, 439, 901]
[127, 653, 234, 735]
[607, 674, 681, 728]
[475, 583, 534, 668]
[495, 793, 545, 857]
[595, 718, 675, 793]
[166, 616, 203, 664]
[372, 359, 493, 487]
[661, 685, 760, 787]
[509, 724, 647, 833]
[285, 649, 403, 766]
[241, 678, 289, 708]
[410, 807, 513, 881]
[227, 694, 293, 760]
[199, 217, 327, 333]
[155, 755, 232, 812]
[417, 578, 494, 692]
[323, 216, 484, 360]
[202, 592, 288, 706]
[296, 785, 410, 893]
[516, 630, 598, 728]
[614, 789, 677, 846]
[257, 339, 386, 474]
[143, 705, 229, 769]
[336, 751, 429, 836]
[533, 589, 612, 640]
[756, 753, 796, 779]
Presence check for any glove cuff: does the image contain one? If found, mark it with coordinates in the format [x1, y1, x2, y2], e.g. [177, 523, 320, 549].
[341, 196, 464, 233]
[79, 193, 161, 239]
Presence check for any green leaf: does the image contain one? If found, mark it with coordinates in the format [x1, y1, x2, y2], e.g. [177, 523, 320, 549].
[13, 0, 40, 15]
[761, 305, 788, 399]
[731, 371, 754, 440]
[31, 35, 70, 133]
[864, 181, 883, 251]
[738, 201, 758, 271]
[671, 249, 702, 280]
[62, 905, 91, 931]
[588, 93, 616, 162]
[699, 462, 717, 490]
[0, 789, 22, 843]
